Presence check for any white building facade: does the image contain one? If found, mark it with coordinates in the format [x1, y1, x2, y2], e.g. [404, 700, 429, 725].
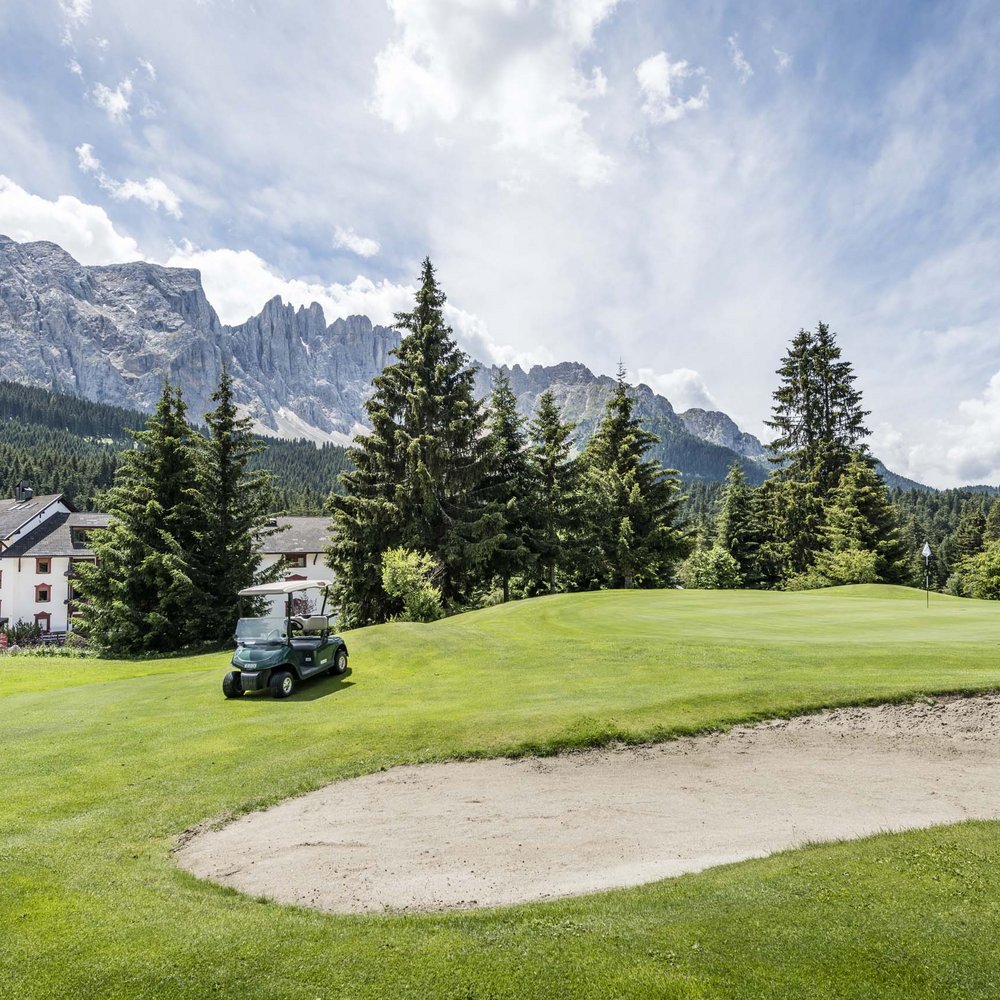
[0, 485, 333, 634]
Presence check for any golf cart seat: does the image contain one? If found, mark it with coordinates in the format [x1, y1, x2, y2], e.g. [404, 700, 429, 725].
[295, 615, 329, 633]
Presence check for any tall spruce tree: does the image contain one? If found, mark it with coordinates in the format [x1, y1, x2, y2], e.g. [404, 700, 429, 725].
[485, 371, 538, 602]
[328, 259, 502, 625]
[529, 389, 580, 593]
[760, 322, 874, 585]
[716, 461, 760, 586]
[766, 323, 870, 497]
[577, 368, 690, 588]
[195, 366, 281, 642]
[74, 381, 204, 653]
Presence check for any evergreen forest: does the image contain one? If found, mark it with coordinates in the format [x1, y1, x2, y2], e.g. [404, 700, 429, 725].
[0, 379, 349, 513]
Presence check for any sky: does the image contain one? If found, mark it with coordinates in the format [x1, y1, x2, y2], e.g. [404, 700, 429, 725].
[0, 0, 999, 488]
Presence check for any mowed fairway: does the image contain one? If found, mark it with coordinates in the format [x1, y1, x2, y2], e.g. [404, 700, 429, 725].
[3, 585, 1000, 999]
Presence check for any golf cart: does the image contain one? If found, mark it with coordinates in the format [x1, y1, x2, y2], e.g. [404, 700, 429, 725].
[222, 580, 349, 699]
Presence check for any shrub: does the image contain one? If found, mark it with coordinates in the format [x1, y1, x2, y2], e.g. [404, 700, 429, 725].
[816, 547, 880, 585]
[782, 567, 832, 591]
[1, 620, 43, 646]
[381, 548, 444, 623]
[679, 547, 742, 590]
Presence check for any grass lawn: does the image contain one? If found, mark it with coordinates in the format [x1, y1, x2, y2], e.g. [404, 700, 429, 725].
[2, 584, 1000, 999]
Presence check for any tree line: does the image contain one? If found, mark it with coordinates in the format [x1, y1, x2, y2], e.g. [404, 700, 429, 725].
[327, 259, 690, 626]
[679, 323, 911, 590]
[12, 260, 1000, 653]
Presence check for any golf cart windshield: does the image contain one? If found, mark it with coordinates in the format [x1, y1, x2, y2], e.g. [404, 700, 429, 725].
[236, 617, 288, 642]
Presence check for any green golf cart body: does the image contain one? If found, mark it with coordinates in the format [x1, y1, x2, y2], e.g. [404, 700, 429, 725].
[222, 580, 349, 699]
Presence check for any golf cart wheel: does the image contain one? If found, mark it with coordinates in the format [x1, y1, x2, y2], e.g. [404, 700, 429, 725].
[222, 671, 243, 699]
[331, 649, 348, 676]
[270, 670, 295, 699]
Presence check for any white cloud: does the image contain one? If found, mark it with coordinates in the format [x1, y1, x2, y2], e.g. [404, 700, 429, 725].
[138, 58, 156, 81]
[371, 0, 619, 186]
[635, 52, 708, 125]
[76, 142, 183, 218]
[68, 58, 83, 78]
[632, 367, 718, 411]
[333, 226, 380, 258]
[774, 48, 791, 72]
[59, 0, 91, 26]
[0, 174, 141, 264]
[870, 368, 1000, 488]
[92, 77, 134, 122]
[728, 34, 753, 85]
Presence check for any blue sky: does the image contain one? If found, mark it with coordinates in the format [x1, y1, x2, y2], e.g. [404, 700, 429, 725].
[1, 0, 999, 487]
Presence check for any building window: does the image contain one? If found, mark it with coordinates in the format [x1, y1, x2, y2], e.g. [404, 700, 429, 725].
[285, 554, 307, 568]
[34, 611, 51, 631]
[36, 558, 51, 574]
[35, 584, 51, 603]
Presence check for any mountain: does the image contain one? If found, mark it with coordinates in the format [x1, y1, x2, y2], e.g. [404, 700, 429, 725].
[0, 233, 921, 489]
[677, 408, 768, 461]
[474, 362, 767, 483]
[0, 235, 398, 444]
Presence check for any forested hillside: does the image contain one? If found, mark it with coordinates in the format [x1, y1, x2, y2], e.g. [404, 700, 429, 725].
[0, 381, 349, 512]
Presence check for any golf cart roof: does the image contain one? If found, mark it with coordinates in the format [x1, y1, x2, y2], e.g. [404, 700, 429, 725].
[238, 580, 331, 597]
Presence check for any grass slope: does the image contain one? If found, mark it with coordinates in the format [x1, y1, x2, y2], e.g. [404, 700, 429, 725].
[2, 585, 1000, 999]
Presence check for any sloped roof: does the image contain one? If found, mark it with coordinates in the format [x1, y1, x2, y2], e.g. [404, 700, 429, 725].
[0, 513, 330, 559]
[261, 517, 331, 554]
[0, 512, 109, 558]
[0, 494, 69, 544]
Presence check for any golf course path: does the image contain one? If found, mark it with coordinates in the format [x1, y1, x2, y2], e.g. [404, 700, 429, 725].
[176, 693, 1000, 913]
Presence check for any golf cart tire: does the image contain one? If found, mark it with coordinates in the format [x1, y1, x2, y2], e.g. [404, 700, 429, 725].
[270, 670, 295, 699]
[222, 671, 243, 699]
[331, 649, 348, 676]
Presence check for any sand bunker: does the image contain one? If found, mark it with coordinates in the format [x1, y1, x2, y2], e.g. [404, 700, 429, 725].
[176, 694, 1000, 913]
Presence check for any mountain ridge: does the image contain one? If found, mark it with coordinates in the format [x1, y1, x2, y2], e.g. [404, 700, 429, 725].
[0, 234, 924, 488]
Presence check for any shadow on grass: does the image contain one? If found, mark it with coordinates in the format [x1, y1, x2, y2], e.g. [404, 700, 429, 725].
[235, 667, 355, 703]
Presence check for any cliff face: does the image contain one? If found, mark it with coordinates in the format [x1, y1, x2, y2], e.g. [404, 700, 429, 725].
[0, 235, 399, 442]
[679, 408, 767, 461]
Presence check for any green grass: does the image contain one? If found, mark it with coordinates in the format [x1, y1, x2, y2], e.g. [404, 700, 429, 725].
[2, 585, 999, 999]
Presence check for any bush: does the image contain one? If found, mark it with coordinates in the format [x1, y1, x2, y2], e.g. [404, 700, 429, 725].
[948, 542, 1000, 601]
[678, 547, 742, 589]
[381, 548, 444, 623]
[816, 547, 879, 585]
[783, 567, 831, 591]
[1, 620, 43, 646]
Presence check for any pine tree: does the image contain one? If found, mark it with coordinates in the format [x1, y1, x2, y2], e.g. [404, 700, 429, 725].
[528, 390, 580, 593]
[818, 453, 908, 583]
[577, 368, 690, 589]
[765, 323, 870, 497]
[755, 477, 825, 585]
[716, 461, 760, 586]
[484, 371, 538, 602]
[328, 259, 502, 625]
[953, 503, 987, 562]
[985, 498, 1000, 545]
[74, 382, 204, 653]
[195, 366, 282, 642]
